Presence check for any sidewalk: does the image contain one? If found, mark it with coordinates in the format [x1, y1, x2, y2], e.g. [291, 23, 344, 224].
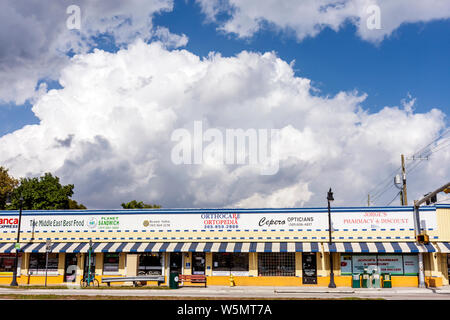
[0, 285, 449, 298]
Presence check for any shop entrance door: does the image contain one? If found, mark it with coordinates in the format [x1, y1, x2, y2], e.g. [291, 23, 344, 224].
[83, 253, 96, 277]
[170, 252, 182, 274]
[302, 253, 317, 284]
[447, 254, 450, 279]
[192, 252, 206, 275]
[64, 253, 78, 282]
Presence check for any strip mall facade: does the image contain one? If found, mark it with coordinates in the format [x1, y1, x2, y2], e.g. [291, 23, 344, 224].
[0, 205, 449, 287]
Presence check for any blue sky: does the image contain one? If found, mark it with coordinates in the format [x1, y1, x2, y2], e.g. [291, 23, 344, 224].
[1, 1, 449, 138]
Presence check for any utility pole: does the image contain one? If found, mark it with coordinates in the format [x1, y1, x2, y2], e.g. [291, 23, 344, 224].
[367, 194, 370, 206]
[401, 154, 408, 206]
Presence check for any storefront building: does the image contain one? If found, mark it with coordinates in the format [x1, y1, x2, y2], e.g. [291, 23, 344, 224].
[0, 204, 449, 287]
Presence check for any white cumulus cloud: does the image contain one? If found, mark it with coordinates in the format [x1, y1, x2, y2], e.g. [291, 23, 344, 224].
[196, 0, 450, 43]
[0, 40, 447, 209]
[0, 0, 181, 105]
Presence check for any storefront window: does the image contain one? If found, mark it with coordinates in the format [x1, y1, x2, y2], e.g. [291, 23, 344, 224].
[403, 255, 419, 275]
[258, 253, 295, 276]
[340, 254, 418, 275]
[212, 253, 249, 276]
[103, 253, 120, 274]
[0, 253, 21, 273]
[340, 255, 352, 274]
[138, 253, 164, 275]
[29, 253, 58, 274]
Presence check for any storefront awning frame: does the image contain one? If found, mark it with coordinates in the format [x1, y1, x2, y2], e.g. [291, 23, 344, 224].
[436, 242, 450, 253]
[0, 242, 322, 253]
[322, 242, 437, 253]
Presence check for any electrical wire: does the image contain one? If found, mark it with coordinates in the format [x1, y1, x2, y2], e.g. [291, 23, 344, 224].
[371, 183, 397, 205]
[386, 190, 402, 206]
[411, 128, 449, 158]
[364, 128, 449, 206]
[364, 165, 402, 203]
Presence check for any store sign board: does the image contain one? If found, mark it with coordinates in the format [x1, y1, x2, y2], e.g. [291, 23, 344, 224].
[377, 255, 403, 274]
[352, 255, 377, 273]
[331, 210, 436, 230]
[1, 209, 436, 233]
[10, 212, 328, 232]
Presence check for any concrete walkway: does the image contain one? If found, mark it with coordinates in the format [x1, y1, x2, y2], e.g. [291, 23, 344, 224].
[0, 285, 449, 299]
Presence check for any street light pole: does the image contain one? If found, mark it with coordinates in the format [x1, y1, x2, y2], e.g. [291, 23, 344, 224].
[45, 240, 52, 287]
[327, 188, 336, 288]
[10, 196, 23, 287]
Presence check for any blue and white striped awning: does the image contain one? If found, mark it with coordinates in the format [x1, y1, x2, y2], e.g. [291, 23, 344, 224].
[436, 242, 450, 253]
[0, 242, 322, 253]
[323, 242, 437, 253]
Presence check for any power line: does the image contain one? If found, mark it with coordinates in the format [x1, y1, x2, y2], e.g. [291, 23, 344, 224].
[364, 128, 449, 206]
[386, 190, 402, 206]
[411, 128, 450, 158]
[371, 183, 397, 205]
[425, 140, 450, 156]
[365, 165, 402, 202]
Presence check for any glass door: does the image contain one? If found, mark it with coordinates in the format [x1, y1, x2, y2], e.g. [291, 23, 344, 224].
[302, 253, 317, 284]
[170, 252, 182, 274]
[192, 252, 205, 275]
[447, 254, 450, 278]
[64, 253, 78, 282]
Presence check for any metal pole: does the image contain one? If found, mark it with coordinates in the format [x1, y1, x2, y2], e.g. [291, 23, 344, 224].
[45, 240, 51, 287]
[10, 198, 23, 286]
[88, 240, 92, 285]
[328, 198, 336, 288]
[45, 249, 49, 287]
[414, 202, 426, 288]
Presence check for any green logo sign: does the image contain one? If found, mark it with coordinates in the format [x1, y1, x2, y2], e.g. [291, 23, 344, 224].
[98, 216, 120, 230]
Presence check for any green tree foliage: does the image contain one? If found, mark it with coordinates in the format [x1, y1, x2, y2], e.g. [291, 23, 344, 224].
[68, 199, 87, 209]
[8, 172, 86, 210]
[121, 200, 161, 209]
[0, 167, 19, 209]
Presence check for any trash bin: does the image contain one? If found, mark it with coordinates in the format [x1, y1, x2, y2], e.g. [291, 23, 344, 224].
[361, 273, 369, 288]
[169, 271, 179, 289]
[382, 273, 392, 288]
[352, 274, 361, 288]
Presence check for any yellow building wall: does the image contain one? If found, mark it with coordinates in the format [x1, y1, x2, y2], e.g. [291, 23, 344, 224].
[440, 254, 449, 286]
[205, 252, 212, 276]
[437, 208, 450, 241]
[295, 252, 302, 277]
[184, 252, 192, 276]
[125, 254, 138, 277]
[95, 253, 103, 277]
[249, 253, 257, 276]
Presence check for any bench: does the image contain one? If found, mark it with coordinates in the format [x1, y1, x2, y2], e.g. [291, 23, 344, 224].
[179, 274, 207, 287]
[102, 275, 165, 287]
